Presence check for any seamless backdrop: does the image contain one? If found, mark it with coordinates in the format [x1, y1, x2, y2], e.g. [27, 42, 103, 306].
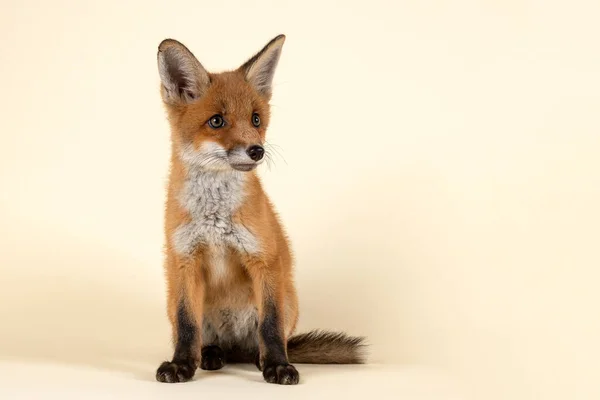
[0, 1, 599, 400]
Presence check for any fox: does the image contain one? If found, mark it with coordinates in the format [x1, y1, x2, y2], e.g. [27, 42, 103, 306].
[154, 34, 366, 385]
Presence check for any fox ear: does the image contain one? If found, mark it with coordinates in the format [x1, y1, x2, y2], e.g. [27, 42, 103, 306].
[239, 34, 286, 98]
[157, 39, 210, 105]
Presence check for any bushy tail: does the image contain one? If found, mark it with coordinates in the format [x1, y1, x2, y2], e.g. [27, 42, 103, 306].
[287, 330, 367, 364]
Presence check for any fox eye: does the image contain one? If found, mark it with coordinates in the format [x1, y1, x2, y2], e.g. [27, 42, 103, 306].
[252, 113, 261, 127]
[208, 114, 225, 129]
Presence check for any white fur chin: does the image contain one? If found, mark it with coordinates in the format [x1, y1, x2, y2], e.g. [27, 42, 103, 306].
[179, 141, 230, 170]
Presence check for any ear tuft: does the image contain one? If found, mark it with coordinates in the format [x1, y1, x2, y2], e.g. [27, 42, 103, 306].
[239, 35, 286, 98]
[157, 39, 210, 105]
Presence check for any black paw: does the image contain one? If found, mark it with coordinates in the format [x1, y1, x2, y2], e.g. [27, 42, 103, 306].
[200, 345, 225, 371]
[156, 359, 196, 383]
[263, 363, 300, 385]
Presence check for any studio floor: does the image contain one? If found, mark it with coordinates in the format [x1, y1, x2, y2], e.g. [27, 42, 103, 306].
[0, 361, 468, 400]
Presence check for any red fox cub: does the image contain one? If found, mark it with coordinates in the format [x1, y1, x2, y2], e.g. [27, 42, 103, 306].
[155, 34, 365, 385]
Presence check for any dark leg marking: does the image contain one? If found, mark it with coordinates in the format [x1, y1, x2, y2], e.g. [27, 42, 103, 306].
[260, 299, 299, 385]
[200, 345, 225, 371]
[255, 352, 262, 371]
[156, 301, 198, 383]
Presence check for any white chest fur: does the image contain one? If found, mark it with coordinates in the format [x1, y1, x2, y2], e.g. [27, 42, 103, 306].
[172, 169, 260, 270]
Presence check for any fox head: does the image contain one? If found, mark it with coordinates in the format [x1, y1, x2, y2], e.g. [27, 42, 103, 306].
[157, 35, 285, 172]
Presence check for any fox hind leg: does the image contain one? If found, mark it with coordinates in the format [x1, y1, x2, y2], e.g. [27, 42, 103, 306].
[200, 345, 226, 371]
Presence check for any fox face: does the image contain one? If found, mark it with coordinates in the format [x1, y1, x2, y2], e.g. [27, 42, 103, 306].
[157, 36, 285, 172]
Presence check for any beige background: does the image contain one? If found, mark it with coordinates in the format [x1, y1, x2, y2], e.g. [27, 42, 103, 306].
[0, 0, 598, 399]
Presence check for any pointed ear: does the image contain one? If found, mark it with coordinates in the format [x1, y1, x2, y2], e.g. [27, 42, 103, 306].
[239, 34, 286, 98]
[157, 39, 210, 105]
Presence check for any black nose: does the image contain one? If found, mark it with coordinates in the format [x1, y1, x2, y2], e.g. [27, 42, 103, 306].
[246, 145, 264, 161]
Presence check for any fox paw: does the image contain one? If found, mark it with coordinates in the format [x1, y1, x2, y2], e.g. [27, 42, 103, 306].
[156, 359, 196, 383]
[263, 363, 300, 385]
[200, 345, 225, 371]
